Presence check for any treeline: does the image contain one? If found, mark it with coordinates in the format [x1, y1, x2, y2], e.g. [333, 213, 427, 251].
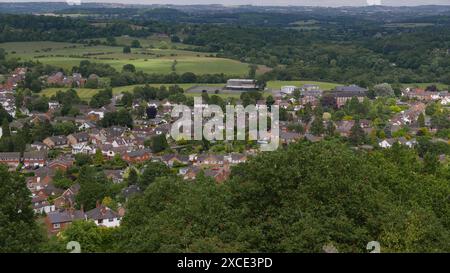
[181, 22, 450, 86]
[72, 61, 229, 87]
[0, 14, 158, 43]
[4, 12, 450, 85]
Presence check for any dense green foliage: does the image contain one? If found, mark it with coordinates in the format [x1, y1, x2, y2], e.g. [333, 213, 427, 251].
[3, 8, 450, 85]
[0, 166, 43, 252]
[111, 141, 450, 253]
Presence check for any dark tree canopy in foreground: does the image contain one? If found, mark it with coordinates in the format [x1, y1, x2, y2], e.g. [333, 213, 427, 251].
[113, 141, 450, 253]
[0, 166, 43, 252]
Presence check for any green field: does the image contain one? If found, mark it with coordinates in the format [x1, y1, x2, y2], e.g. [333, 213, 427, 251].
[266, 80, 342, 90]
[0, 39, 259, 76]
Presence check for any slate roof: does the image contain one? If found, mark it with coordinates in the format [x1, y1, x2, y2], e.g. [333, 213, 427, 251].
[0, 152, 20, 160]
[85, 206, 120, 221]
[47, 209, 85, 224]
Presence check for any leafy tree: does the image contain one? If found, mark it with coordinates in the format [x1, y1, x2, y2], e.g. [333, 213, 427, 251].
[53, 169, 73, 189]
[104, 154, 127, 170]
[146, 106, 157, 119]
[293, 89, 301, 100]
[122, 64, 136, 73]
[150, 134, 168, 153]
[138, 161, 172, 189]
[106, 36, 117, 46]
[131, 39, 141, 48]
[90, 88, 112, 108]
[76, 166, 111, 210]
[418, 112, 425, 128]
[373, 83, 394, 97]
[75, 153, 93, 167]
[114, 142, 450, 253]
[279, 107, 289, 121]
[349, 120, 366, 145]
[310, 116, 324, 136]
[127, 168, 139, 186]
[423, 152, 439, 175]
[120, 92, 134, 108]
[93, 149, 104, 166]
[248, 64, 257, 79]
[266, 95, 275, 108]
[1, 118, 10, 138]
[0, 166, 43, 252]
[60, 220, 117, 253]
[325, 121, 336, 136]
[100, 109, 133, 128]
[123, 46, 131, 54]
[180, 72, 196, 83]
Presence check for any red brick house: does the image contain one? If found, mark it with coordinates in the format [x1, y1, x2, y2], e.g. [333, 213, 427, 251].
[0, 152, 21, 168]
[122, 150, 151, 163]
[45, 209, 85, 234]
[23, 151, 47, 168]
[48, 159, 74, 171]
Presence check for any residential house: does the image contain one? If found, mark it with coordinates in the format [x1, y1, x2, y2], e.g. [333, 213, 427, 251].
[45, 209, 85, 234]
[280, 131, 302, 144]
[67, 132, 90, 146]
[104, 170, 124, 183]
[48, 158, 74, 171]
[161, 154, 190, 167]
[379, 138, 417, 149]
[32, 195, 55, 214]
[0, 152, 21, 168]
[23, 151, 47, 168]
[71, 143, 96, 155]
[78, 121, 97, 131]
[85, 205, 121, 227]
[53, 184, 80, 210]
[48, 101, 60, 110]
[335, 120, 355, 137]
[184, 165, 230, 182]
[122, 150, 151, 163]
[31, 141, 48, 151]
[224, 153, 248, 164]
[195, 154, 224, 166]
[43, 135, 68, 148]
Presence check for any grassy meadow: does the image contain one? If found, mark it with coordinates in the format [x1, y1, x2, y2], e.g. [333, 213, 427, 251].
[0, 37, 259, 76]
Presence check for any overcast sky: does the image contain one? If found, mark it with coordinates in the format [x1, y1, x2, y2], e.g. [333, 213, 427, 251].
[1, 0, 450, 7]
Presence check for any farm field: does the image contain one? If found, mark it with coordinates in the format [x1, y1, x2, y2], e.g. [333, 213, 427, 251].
[0, 39, 258, 76]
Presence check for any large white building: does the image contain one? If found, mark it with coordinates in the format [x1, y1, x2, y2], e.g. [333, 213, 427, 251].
[225, 79, 258, 90]
[281, 86, 297, 95]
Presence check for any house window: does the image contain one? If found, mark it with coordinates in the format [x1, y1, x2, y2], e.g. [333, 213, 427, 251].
[98, 219, 103, 224]
[53, 223, 60, 229]
[109, 218, 114, 222]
